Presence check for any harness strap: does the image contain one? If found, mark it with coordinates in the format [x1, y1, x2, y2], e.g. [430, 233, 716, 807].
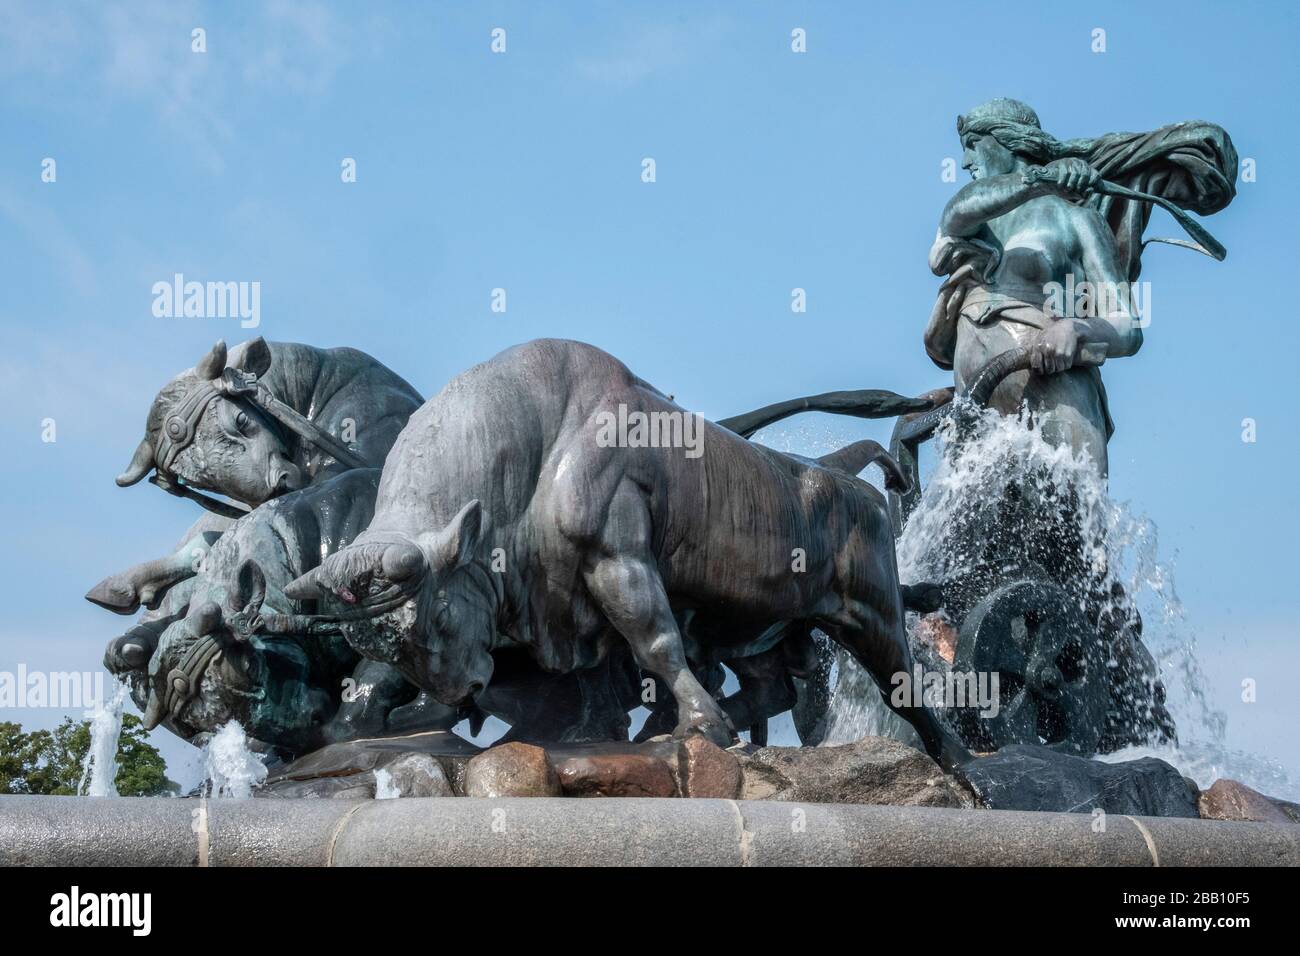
[149, 473, 249, 520]
[214, 367, 366, 469]
[147, 366, 367, 517]
[249, 383, 368, 470]
[163, 634, 224, 719]
[156, 381, 221, 472]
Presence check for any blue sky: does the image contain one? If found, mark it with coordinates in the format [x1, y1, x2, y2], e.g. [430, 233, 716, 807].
[1, 1, 1296, 786]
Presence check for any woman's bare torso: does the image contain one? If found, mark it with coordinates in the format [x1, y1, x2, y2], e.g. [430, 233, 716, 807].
[954, 196, 1116, 471]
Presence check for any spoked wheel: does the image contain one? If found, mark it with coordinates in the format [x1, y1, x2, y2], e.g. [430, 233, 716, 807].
[953, 578, 1108, 755]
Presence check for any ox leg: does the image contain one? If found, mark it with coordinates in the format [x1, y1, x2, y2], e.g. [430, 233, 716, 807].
[86, 531, 224, 614]
[720, 647, 797, 745]
[583, 493, 734, 749]
[563, 656, 633, 742]
[829, 607, 971, 772]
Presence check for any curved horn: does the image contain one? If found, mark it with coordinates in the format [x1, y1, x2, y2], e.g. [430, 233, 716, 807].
[284, 566, 326, 601]
[115, 437, 156, 487]
[141, 690, 165, 731]
[196, 340, 228, 380]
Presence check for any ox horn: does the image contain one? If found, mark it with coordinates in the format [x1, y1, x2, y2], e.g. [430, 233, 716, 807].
[284, 566, 326, 601]
[141, 690, 165, 731]
[196, 339, 228, 380]
[116, 437, 156, 487]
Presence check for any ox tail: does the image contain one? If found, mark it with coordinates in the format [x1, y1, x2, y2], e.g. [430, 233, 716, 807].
[816, 440, 911, 494]
[716, 388, 936, 439]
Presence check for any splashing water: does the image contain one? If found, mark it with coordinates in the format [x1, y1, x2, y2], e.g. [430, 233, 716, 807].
[79, 679, 129, 797]
[202, 721, 268, 798]
[373, 767, 400, 799]
[809, 406, 1297, 800]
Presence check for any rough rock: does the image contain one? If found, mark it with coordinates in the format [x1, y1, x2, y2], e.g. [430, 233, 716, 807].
[1198, 778, 1297, 824]
[737, 736, 971, 808]
[258, 731, 478, 797]
[678, 735, 742, 798]
[376, 753, 455, 798]
[464, 742, 562, 798]
[553, 751, 679, 797]
[960, 744, 1200, 817]
[262, 772, 378, 799]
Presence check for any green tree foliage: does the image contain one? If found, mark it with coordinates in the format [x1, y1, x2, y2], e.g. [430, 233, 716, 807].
[0, 714, 176, 796]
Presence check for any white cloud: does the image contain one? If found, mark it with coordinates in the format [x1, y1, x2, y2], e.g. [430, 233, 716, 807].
[573, 16, 731, 89]
[0, 186, 98, 297]
[0, 1, 386, 171]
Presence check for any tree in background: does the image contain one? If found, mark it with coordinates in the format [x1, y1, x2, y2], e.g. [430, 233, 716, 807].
[0, 714, 175, 796]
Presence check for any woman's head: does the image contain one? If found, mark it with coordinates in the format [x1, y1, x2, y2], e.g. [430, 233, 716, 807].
[957, 98, 1066, 173]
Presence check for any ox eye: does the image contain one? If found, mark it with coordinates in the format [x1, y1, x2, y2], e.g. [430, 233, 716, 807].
[234, 410, 251, 433]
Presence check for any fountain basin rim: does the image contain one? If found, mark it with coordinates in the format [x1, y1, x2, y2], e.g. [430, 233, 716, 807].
[1, 795, 1296, 867]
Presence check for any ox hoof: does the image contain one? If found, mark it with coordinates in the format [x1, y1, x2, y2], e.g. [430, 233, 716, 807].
[85, 577, 140, 614]
[677, 717, 736, 751]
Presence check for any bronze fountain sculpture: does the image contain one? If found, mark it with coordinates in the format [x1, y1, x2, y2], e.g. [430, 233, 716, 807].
[86, 100, 1237, 798]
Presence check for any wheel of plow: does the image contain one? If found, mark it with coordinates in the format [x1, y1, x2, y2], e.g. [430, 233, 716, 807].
[953, 578, 1108, 755]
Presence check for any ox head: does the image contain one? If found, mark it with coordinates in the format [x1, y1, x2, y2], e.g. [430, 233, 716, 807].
[283, 500, 495, 706]
[135, 559, 331, 752]
[116, 338, 303, 508]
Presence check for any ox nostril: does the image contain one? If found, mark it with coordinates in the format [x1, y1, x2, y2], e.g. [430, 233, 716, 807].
[468, 682, 485, 697]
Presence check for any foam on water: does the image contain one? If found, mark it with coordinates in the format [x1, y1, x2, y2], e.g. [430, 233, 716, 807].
[201, 721, 268, 798]
[78, 678, 129, 797]
[761, 409, 1296, 801]
[373, 767, 400, 799]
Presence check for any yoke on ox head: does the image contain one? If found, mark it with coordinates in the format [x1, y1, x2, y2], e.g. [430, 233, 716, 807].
[116, 338, 303, 509]
[133, 559, 331, 751]
[284, 500, 495, 706]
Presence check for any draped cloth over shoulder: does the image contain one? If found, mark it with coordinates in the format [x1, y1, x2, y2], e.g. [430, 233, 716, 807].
[1081, 122, 1238, 281]
[927, 116, 1237, 372]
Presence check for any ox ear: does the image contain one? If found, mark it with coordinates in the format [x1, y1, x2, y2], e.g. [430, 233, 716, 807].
[196, 340, 228, 380]
[418, 500, 483, 575]
[237, 337, 272, 377]
[284, 565, 325, 601]
[227, 559, 266, 613]
[116, 437, 156, 487]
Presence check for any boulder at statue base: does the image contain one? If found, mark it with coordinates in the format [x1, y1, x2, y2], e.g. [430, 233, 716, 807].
[736, 736, 971, 808]
[961, 744, 1199, 817]
[553, 750, 678, 797]
[679, 735, 743, 798]
[545, 740, 681, 797]
[262, 774, 379, 799]
[1198, 778, 1298, 824]
[463, 742, 562, 798]
[259, 731, 477, 798]
[377, 753, 455, 798]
